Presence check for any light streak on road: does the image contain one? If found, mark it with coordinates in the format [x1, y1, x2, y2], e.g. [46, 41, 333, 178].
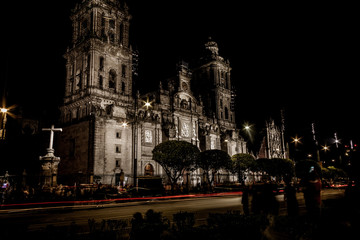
[0, 191, 243, 209]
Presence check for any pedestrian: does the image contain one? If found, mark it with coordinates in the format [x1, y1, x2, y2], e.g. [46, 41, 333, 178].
[303, 170, 322, 216]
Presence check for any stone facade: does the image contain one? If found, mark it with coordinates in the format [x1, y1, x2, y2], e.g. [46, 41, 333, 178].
[257, 119, 288, 159]
[58, 0, 247, 185]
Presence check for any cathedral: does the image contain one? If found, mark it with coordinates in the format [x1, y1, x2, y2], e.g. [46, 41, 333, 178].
[57, 0, 249, 186]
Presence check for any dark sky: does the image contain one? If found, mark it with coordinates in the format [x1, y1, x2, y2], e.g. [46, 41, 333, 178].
[2, 0, 359, 148]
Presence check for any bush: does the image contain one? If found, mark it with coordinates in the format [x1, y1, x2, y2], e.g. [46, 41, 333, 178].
[129, 209, 170, 240]
[206, 211, 268, 240]
[88, 218, 128, 239]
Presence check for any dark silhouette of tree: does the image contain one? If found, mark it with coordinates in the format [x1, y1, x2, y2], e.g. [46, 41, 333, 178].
[195, 149, 231, 188]
[231, 153, 256, 184]
[152, 140, 199, 190]
[256, 158, 295, 183]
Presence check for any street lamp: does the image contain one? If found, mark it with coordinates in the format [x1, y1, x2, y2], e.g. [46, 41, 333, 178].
[291, 136, 302, 146]
[322, 145, 329, 152]
[121, 96, 153, 186]
[290, 136, 302, 161]
[1, 108, 8, 140]
[320, 144, 330, 166]
[243, 123, 253, 142]
[0, 104, 17, 141]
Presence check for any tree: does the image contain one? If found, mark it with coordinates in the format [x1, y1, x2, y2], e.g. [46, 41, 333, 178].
[152, 140, 200, 190]
[323, 166, 347, 181]
[231, 153, 256, 184]
[196, 149, 232, 187]
[271, 158, 295, 184]
[255, 158, 295, 183]
[255, 158, 272, 177]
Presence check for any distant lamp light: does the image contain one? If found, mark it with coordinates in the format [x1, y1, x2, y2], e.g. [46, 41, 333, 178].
[121, 122, 128, 128]
[322, 145, 329, 152]
[1, 108, 8, 113]
[242, 123, 253, 142]
[291, 136, 302, 144]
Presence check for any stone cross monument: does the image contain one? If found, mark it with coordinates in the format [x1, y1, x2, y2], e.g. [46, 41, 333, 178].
[39, 125, 62, 188]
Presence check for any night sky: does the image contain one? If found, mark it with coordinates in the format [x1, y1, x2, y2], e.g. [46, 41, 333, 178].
[2, 0, 359, 150]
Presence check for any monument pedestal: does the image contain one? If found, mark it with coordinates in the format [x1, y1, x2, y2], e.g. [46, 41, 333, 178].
[39, 148, 60, 188]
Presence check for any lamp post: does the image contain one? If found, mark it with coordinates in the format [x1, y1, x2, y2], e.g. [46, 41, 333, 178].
[243, 123, 253, 143]
[321, 145, 330, 166]
[1, 108, 8, 140]
[122, 95, 153, 186]
[291, 136, 302, 161]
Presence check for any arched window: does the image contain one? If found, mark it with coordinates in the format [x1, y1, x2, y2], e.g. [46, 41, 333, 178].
[99, 57, 104, 71]
[75, 69, 82, 90]
[144, 164, 154, 176]
[109, 32, 115, 43]
[225, 74, 229, 89]
[101, 15, 106, 40]
[109, 70, 116, 89]
[225, 107, 229, 120]
[121, 64, 126, 77]
[99, 75, 103, 89]
[119, 22, 124, 45]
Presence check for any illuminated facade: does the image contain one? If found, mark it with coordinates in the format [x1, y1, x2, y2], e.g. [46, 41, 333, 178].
[58, 0, 247, 185]
[258, 119, 288, 159]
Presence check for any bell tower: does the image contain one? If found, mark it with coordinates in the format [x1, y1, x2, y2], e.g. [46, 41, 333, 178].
[192, 38, 246, 156]
[59, 0, 135, 184]
[63, 0, 132, 105]
[192, 37, 236, 130]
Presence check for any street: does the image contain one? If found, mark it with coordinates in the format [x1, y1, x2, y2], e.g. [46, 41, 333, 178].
[0, 188, 344, 232]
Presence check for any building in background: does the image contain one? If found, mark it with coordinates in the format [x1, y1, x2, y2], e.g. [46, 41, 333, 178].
[258, 119, 288, 159]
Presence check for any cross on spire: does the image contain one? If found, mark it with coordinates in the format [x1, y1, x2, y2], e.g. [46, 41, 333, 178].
[42, 125, 62, 150]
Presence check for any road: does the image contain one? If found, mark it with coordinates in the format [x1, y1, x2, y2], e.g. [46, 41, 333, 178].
[0, 189, 344, 232]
